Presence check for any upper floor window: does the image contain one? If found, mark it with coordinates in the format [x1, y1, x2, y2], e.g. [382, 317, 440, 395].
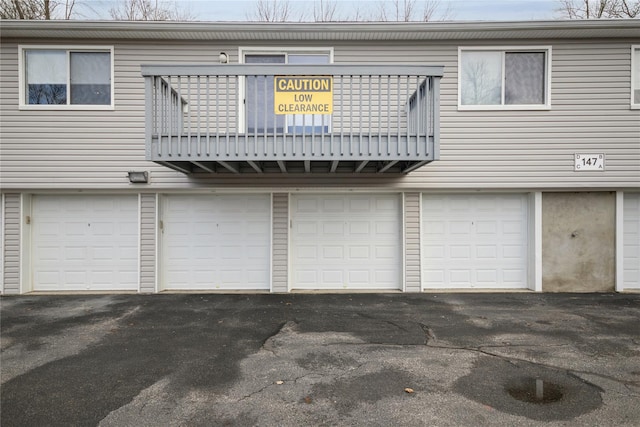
[632, 45, 640, 109]
[458, 47, 551, 110]
[240, 48, 333, 133]
[19, 46, 113, 109]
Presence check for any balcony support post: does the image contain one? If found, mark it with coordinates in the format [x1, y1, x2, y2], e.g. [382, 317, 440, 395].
[401, 160, 429, 174]
[377, 160, 398, 173]
[218, 161, 240, 174]
[277, 161, 287, 173]
[355, 160, 369, 173]
[158, 161, 192, 174]
[247, 161, 263, 173]
[192, 161, 216, 173]
[330, 160, 339, 173]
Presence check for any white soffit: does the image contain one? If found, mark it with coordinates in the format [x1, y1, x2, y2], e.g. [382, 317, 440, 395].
[1, 20, 639, 42]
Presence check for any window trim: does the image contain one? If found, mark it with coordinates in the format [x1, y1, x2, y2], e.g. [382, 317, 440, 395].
[457, 46, 552, 111]
[238, 47, 334, 133]
[632, 45, 640, 109]
[18, 45, 115, 110]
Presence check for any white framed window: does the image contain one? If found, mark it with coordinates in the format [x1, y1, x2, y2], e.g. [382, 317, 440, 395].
[458, 46, 551, 110]
[239, 47, 333, 133]
[19, 45, 114, 110]
[632, 45, 640, 109]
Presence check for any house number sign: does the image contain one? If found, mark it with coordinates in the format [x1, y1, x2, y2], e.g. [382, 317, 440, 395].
[574, 153, 605, 171]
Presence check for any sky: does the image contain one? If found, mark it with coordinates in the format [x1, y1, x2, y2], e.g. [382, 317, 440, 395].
[81, 0, 561, 21]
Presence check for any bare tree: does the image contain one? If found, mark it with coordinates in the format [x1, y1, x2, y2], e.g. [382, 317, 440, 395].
[312, 0, 338, 22]
[247, 0, 293, 22]
[109, 0, 194, 21]
[248, 0, 453, 22]
[423, 0, 453, 21]
[376, 0, 416, 21]
[1, 0, 77, 19]
[376, 0, 453, 21]
[556, 0, 640, 18]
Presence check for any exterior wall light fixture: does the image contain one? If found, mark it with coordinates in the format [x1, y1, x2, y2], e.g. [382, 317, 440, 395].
[128, 171, 149, 183]
[219, 52, 229, 64]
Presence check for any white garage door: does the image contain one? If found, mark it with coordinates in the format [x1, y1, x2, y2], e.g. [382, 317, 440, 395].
[624, 193, 640, 290]
[161, 194, 270, 290]
[422, 194, 529, 289]
[32, 195, 138, 291]
[291, 194, 402, 290]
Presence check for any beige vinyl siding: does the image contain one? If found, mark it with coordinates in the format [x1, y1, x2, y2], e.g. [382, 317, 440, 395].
[139, 193, 156, 293]
[272, 193, 288, 292]
[2, 194, 21, 294]
[404, 192, 421, 292]
[1, 39, 638, 190]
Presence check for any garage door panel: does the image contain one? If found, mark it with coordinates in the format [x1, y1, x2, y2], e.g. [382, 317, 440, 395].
[323, 270, 344, 284]
[504, 245, 526, 259]
[450, 221, 471, 235]
[348, 246, 368, 259]
[375, 270, 397, 284]
[161, 194, 270, 290]
[476, 246, 497, 259]
[291, 194, 401, 290]
[425, 270, 444, 283]
[424, 221, 446, 235]
[296, 198, 318, 212]
[350, 198, 370, 211]
[93, 246, 117, 261]
[323, 221, 344, 234]
[375, 221, 397, 235]
[374, 246, 396, 260]
[324, 198, 345, 211]
[296, 221, 317, 235]
[477, 270, 497, 283]
[325, 246, 344, 259]
[349, 270, 370, 283]
[423, 194, 529, 289]
[297, 246, 317, 259]
[425, 245, 445, 259]
[451, 246, 471, 260]
[297, 270, 317, 284]
[450, 270, 471, 284]
[503, 220, 525, 235]
[349, 221, 369, 234]
[504, 269, 526, 283]
[476, 221, 497, 234]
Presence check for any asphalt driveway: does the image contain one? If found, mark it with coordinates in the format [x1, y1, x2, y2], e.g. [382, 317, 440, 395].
[1, 293, 639, 426]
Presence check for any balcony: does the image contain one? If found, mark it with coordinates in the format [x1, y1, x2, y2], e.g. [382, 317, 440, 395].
[142, 64, 443, 174]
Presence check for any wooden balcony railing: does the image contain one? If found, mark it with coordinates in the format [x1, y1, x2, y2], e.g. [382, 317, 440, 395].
[142, 64, 443, 174]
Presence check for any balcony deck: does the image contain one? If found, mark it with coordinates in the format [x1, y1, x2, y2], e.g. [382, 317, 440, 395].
[142, 64, 443, 174]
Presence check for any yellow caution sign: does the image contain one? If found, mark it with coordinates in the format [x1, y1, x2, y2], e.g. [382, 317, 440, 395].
[274, 76, 333, 115]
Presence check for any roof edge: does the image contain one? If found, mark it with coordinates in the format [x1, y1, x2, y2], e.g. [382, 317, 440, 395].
[1, 19, 638, 40]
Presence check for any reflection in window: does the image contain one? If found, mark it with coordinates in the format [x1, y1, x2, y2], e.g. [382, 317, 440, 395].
[246, 54, 285, 133]
[460, 49, 548, 107]
[461, 51, 501, 105]
[24, 48, 111, 106]
[26, 50, 67, 104]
